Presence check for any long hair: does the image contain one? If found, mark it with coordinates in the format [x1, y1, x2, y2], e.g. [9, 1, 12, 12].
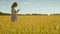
[11, 2, 18, 8]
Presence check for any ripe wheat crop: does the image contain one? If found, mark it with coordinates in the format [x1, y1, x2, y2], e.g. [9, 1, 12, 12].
[0, 15, 60, 34]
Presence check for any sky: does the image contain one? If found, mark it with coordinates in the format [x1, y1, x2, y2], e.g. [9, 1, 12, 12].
[0, 0, 60, 14]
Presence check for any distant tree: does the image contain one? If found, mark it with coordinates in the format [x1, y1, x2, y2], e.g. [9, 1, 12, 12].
[0, 12, 11, 15]
[0, 12, 2, 13]
[0, 12, 3, 15]
[53, 14, 60, 15]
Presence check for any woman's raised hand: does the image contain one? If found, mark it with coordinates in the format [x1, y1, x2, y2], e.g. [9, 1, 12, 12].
[17, 9, 20, 12]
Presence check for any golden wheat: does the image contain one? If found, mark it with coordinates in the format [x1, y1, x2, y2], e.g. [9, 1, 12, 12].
[0, 15, 60, 34]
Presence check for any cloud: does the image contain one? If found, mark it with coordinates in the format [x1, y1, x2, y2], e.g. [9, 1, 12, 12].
[23, 2, 31, 5]
[0, 0, 10, 1]
[23, 1, 40, 5]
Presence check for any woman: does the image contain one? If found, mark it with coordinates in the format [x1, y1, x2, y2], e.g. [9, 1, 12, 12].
[11, 2, 20, 22]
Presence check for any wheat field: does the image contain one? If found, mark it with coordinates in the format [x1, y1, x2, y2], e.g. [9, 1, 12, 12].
[0, 15, 60, 34]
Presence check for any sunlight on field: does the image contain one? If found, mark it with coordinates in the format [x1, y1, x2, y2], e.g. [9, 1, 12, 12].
[0, 15, 60, 34]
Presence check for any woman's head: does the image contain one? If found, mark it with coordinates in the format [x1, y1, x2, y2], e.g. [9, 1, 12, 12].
[11, 2, 18, 8]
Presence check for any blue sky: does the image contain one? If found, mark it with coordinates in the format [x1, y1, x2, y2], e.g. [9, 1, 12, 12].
[0, 0, 60, 14]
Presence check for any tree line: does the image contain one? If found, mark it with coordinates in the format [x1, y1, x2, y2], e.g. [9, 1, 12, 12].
[0, 12, 10, 15]
[0, 12, 60, 16]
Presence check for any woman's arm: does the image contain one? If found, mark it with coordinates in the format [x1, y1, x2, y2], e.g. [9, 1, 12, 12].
[14, 9, 20, 13]
[17, 9, 20, 13]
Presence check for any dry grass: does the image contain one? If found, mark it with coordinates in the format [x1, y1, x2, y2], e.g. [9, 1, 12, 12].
[0, 15, 60, 34]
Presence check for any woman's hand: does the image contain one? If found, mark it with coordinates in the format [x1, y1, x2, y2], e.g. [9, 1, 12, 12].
[17, 9, 20, 12]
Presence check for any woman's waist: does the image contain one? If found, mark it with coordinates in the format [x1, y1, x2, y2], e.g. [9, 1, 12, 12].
[11, 14, 17, 16]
